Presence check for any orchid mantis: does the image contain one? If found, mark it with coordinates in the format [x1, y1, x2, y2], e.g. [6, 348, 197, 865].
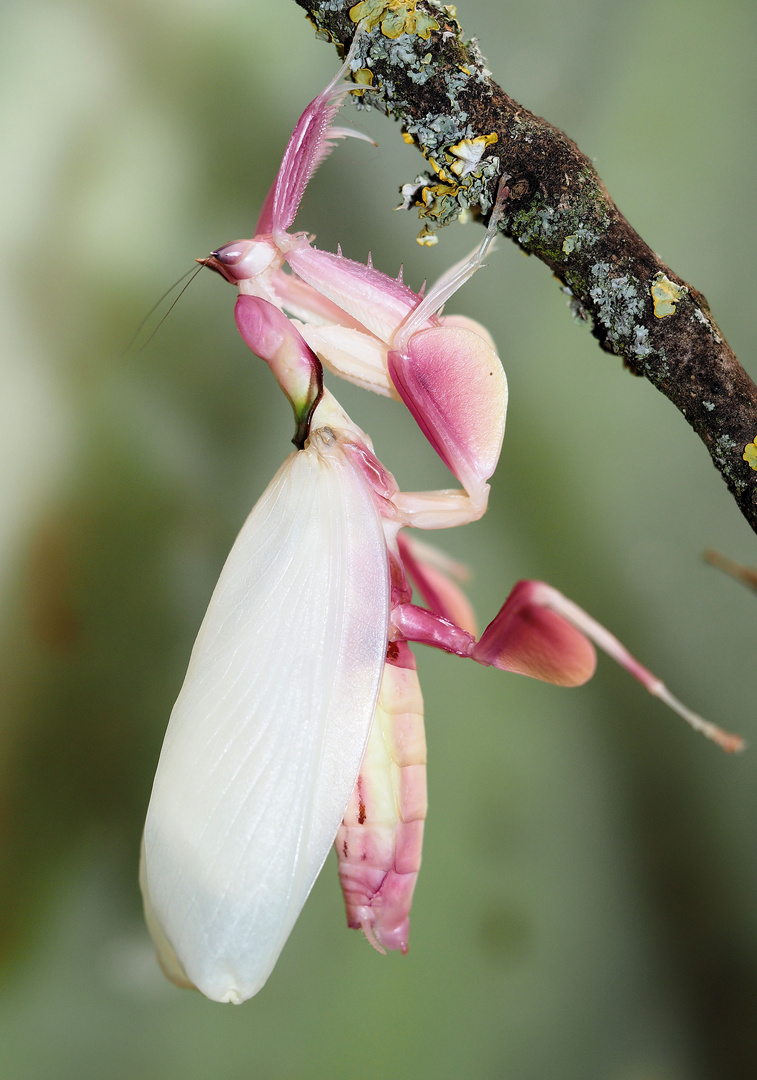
[140, 39, 743, 1006]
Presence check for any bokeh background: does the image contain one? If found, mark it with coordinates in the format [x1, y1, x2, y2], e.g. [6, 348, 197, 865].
[2, 1, 756, 1077]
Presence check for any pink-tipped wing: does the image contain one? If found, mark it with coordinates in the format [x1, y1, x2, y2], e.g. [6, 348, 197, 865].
[388, 325, 507, 499]
[472, 580, 598, 686]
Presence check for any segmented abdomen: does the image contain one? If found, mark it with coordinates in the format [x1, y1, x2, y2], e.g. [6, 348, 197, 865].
[335, 642, 426, 954]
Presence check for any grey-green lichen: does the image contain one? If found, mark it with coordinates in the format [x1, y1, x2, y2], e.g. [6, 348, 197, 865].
[510, 200, 556, 248]
[714, 434, 748, 492]
[693, 305, 722, 344]
[587, 262, 645, 349]
[408, 111, 468, 150]
[499, 172, 611, 266]
[650, 349, 671, 381]
[562, 226, 597, 256]
[631, 325, 652, 360]
[493, 166, 664, 371]
[443, 66, 470, 98]
[395, 81, 500, 238]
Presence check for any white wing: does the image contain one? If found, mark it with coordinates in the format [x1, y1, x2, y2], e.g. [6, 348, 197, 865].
[141, 431, 389, 1003]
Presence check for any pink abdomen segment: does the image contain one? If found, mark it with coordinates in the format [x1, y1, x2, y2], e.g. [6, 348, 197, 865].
[335, 651, 426, 954]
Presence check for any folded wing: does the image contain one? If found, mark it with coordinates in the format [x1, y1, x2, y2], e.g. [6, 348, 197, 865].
[141, 433, 389, 1003]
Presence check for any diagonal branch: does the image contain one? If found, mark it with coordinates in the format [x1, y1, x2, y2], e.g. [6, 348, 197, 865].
[296, 0, 757, 535]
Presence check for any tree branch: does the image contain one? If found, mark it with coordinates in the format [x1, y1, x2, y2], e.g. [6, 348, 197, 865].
[296, 0, 757, 535]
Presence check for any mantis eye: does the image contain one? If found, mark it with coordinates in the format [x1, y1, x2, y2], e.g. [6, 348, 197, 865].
[198, 239, 277, 283]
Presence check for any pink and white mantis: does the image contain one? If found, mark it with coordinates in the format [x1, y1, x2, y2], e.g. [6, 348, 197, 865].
[140, 39, 743, 1006]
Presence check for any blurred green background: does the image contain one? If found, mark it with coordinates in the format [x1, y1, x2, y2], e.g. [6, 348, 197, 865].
[1, 1, 756, 1077]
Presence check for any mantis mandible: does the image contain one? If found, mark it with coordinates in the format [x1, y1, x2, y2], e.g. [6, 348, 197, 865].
[140, 35, 743, 1006]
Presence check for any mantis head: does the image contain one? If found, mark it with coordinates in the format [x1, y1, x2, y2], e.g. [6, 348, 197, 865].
[198, 237, 280, 285]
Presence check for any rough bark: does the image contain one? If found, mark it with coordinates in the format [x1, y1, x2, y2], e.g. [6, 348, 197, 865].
[296, 0, 757, 534]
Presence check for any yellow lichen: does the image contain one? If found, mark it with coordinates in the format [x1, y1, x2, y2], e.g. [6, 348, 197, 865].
[349, 68, 374, 96]
[306, 14, 334, 41]
[418, 179, 460, 218]
[416, 225, 439, 246]
[350, 0, 439, 39]
[401, 130, 500, 244]
[428, 157, 456, 185]
[446, 133, 498, 178]
[651, 272, 687, 318]
[743, 439, 757, 471]
[402, 131, 415, 144]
